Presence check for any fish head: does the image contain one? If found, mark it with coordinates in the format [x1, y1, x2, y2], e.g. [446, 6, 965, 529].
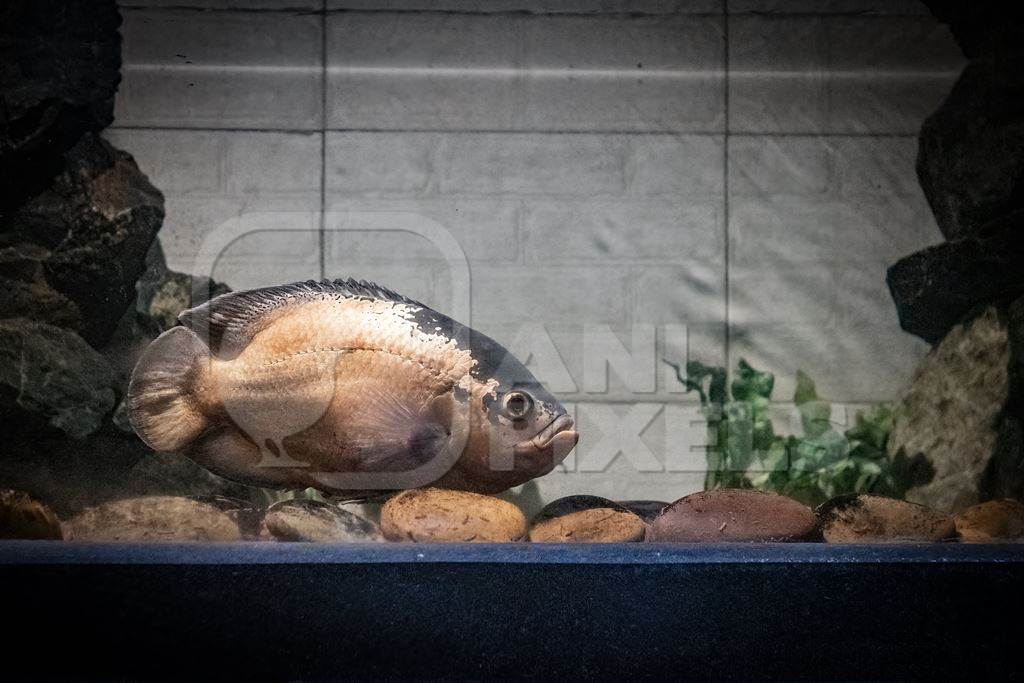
[501, 382, 579, 467]
[472, 341, 578, 477]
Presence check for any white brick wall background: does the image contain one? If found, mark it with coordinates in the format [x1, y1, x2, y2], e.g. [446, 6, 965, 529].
[106, 0, 964, 506]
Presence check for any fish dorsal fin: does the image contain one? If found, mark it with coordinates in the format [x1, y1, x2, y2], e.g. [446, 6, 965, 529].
[178, 278, 424, 357]
[330, 277, 423, 307]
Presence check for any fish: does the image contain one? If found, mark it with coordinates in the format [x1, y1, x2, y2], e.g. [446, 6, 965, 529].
[126, 278, 578, 499]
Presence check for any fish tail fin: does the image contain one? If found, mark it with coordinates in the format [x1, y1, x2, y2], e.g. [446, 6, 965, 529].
[127, 326, 211, 452]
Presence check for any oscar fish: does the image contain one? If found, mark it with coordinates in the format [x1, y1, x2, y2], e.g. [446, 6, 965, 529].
[126, 278, 578, 498]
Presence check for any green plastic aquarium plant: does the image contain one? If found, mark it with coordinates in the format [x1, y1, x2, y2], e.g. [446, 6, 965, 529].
[665, 358, 921, 507]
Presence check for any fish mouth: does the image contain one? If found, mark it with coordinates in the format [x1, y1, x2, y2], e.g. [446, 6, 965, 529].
[533, 414, 576, 448]
[514, 414, 579, 461]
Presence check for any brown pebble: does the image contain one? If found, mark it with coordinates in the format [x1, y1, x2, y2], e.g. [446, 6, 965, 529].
[381, 488, 526, 542]
[530, 496, 645, 543]
[818, 494, 955, 543]
[646, 489, 818, 542]
[263, 498, 383, 543]
[0, 489, 63, 540]
[66, 496, 241, 542]
[954, 499, 1024, 543]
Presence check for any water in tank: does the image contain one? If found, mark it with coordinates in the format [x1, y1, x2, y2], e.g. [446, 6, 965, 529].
[2, 0, 1022, 547]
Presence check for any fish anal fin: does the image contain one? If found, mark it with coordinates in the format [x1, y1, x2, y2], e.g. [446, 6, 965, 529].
[182, 425, 309, 489]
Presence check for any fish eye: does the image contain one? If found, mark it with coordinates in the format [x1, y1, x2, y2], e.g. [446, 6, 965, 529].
[501, 391, 533, 420]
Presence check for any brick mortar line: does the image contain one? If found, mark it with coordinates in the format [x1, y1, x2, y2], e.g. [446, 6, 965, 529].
[106, 125, 918, 138]
[723, 0, 731, 370]
[319, 0, 328, 279]
[108, 125, 322, 134]
[152, 191, 918, 200]
[115, 5, 931, 19]
[116, 5, 727, 17]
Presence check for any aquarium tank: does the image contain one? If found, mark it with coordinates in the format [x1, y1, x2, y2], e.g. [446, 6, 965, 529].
[2, 0, 1023, 679]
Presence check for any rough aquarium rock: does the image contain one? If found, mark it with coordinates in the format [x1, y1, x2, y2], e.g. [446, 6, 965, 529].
[381, 488, 527, 543]
[954, 499, 1024, 543]
[0, 0, 121, 210]
[646, 489, 818, 543]
[818, 494, 956, 543]
[2, 133, 164, 346]
[0, 489, 63, 540]
[888, 307, 1011, 512]
[529, 495, 645, 543]
[66, 495, 242, 542]
[0, 318, 116, 439]
[262, 498, 383, 543]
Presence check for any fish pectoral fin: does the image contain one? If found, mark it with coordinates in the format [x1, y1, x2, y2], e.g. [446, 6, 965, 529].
[356, 385, 421, 445]
[351, 388, 468, 473]
[355, 422, 447, 472]
[425, 392, 456, 434]
[424, 391, 470, 445]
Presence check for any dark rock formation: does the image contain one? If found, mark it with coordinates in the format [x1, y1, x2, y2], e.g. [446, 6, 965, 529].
[0, 1, 270, 518]
[918, 2, 1024, 240]
[891, 4, 1024, 343]
[0, 244, 83, 331]
[0, 0, 121, 212]
[2, 133, 165, 347]
[886, 4, 1024, 513]
[887, 210, 1024, 343]
[917, 62, 1024, 241]
[0, 159, 241, 516]
[0, 246, 244, 518]
[924, 1, 1024, 62]
[1, 1, 158, 346]
[0, 318, 116, 440]
[984, 294, 1024, 503]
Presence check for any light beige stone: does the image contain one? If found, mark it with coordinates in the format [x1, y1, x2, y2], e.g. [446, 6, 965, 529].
[530, 508, 645, 543]
[67, 496, 241, 542]
[381, 488, 526, 542]
[954, 499, 1024, 543]
[819, 494, 955, 543]
[889, 307, 1010, 512]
